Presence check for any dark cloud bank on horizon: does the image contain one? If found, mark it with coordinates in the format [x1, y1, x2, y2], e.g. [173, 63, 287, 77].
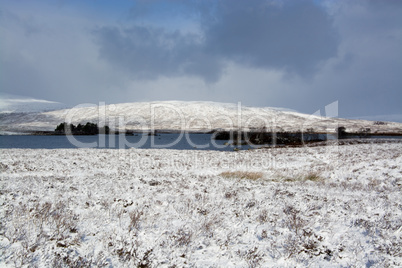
[0, 0, 401, 121]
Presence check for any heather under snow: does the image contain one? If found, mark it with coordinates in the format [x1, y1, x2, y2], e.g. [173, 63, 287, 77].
[0, 142, 401, 267]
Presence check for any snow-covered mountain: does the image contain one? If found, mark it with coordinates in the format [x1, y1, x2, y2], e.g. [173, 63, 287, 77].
[0, 101, 401, 134]
[0, 93, 67, 114]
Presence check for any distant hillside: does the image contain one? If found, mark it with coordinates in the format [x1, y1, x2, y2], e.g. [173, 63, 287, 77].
[1, 101, 401, 134]
[0, 93, 67, 114]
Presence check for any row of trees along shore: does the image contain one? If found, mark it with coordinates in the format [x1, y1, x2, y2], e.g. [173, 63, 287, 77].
[55, 122, 109, 135]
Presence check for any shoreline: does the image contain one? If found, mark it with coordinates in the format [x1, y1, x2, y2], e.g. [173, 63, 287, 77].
[3, 129, 402, 136]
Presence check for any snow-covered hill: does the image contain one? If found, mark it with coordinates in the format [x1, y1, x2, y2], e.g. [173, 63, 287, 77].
[0, 93, 67, 114]
[0, 101, 401, 134]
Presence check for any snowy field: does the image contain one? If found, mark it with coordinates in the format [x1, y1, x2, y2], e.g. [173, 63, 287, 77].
[0, 142, 401, 267]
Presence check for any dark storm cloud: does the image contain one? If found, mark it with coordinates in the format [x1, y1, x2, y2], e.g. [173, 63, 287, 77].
[202, 0, 338, 75]
[93, 25, 223, 82]
[326, 0, 402, 118]
[93, 0, 339, 82]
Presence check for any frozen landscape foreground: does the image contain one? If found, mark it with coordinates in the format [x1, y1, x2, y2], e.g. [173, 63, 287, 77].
[0, 143, 401, 267]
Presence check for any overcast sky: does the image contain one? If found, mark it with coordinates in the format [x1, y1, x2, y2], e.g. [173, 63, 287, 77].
[1, 0, 401, 121]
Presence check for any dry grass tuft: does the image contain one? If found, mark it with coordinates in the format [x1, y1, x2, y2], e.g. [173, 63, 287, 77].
[220, 171, 263, 181]
[274, 172, 323, 183]
[304, 172, 322, 182]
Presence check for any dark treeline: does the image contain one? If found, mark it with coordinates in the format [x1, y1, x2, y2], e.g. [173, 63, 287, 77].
[213, 131, 325, 145]
[337, 126, 374, 139]
[55, 122, 110, 135]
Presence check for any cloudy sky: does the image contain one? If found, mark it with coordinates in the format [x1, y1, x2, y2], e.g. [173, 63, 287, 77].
[1, 0, 401, 121]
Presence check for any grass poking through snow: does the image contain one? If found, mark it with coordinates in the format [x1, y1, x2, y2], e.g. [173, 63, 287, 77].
[220, 171, 264, 180]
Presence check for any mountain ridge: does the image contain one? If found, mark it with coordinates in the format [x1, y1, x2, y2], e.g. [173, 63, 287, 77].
[1, 101, 401, 134]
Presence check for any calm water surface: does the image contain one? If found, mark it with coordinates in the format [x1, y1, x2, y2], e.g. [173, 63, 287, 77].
[0, 134, 400, 150]
[0, 134, 255, 151]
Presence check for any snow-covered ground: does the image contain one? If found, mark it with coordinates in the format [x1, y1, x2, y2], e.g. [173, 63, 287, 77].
[1, 101, 402, 134]
[0, 143, 401, 267]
